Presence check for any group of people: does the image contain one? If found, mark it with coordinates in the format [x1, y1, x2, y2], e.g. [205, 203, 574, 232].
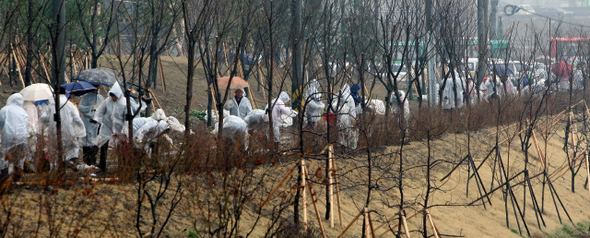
[217, 81, 411, 149]
[215, 88, 298, 148]
[0, 82, 180, 178]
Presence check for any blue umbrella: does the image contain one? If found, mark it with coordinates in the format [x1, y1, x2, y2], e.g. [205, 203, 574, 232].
[74, 68, 119, 86]
[60, 81, 97, 96]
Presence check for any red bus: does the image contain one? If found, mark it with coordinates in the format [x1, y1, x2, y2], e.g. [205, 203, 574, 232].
[549, 37, 590, 59]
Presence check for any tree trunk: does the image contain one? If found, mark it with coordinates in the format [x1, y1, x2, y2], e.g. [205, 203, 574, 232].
[25, 0, 34, 86]
[52, 0, 67, 174]
[147, 44, 159, 89]
[291, 0, 302, 110]
[185, 37, 196, 135]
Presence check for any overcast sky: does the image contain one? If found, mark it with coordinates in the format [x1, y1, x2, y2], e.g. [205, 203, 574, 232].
[497, 0, 577, 8]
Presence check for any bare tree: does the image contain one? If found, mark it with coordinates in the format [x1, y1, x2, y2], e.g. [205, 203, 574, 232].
[145, 0, 181, 90]
[181, 0, 212, 134]
[73, 0, 120, 69]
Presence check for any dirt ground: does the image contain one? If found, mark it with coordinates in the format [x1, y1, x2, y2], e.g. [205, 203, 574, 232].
[1, 56, 590, 237]
[2, 114, 589, 237]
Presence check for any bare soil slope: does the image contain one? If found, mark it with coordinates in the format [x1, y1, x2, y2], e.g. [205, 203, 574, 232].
[1, 56, 589, 237]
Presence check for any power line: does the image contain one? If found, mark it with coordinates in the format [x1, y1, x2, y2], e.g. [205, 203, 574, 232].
[499, 1, 590, 29]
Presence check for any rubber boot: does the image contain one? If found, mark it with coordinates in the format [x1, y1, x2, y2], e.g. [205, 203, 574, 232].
[83, 146, 91, 165]
[99, 144, 108, 173]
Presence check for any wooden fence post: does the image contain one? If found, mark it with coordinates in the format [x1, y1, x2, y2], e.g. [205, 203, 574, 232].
[426, 210, 439, 238]
[329, 144, 334, 228]
[302, 159, 308, 228]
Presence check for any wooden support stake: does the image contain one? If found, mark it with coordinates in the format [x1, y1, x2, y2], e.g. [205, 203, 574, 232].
[333, 153, 344, 228]
[498, 128, 527, 146]
[151, 100, 156, 113]
[541, 112, 570, 135]
[158, 55, 167, 92]
[586, 153, 590, 201]
[365, 207, 370, 238]
[40, 54, 51, 84]
[14, 46, 31, 84]
[165, 135, 179, 151]
[487, 123, 517, 136]
[329, 145, 334, 228]
[10, 44, 25, 88]
[258, 66, 267, 99]
[531, 130, 546, 170]
[150, 91, 163, 109]
[426, 210, 439, 238]
[176, 90, 208, 118]
[302, 159, 308, 228]
[376, 211, 420, 237]
[550, 150, 587, 180]
[237, 57, 245, 79]
[71, 51, 78, 77]
[0, 66, 5, 86]
[222, 43, 230, 66]
[259, 161, 299, 211]
[336, 209, 363, 238]
[248, 86, 257, 109]
[0, 66, 8, 86]
[368, 207, 376, 238]
[305, 167, 327, 238]
[402, 213, 411, 238]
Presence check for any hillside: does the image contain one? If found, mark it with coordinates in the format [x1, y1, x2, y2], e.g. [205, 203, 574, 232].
[1, 56, 590, 237]
[1, 115, 588, 237]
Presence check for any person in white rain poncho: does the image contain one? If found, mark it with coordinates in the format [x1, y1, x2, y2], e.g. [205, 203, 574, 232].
[38, 94, 86, 168]
[0, 93, 29, 176]
[224, 88, 252, 119]
[93, 83, 145, 172]
[78, 86, 104, 166]
[304, 79, 325, 127]
[23, 101, 38, 135]
[442, 74, 465, 110]
[121, 109, 184, 154]
[124, 119, 169, 154]
[390, 90, 410, 126]
[22, 100, 39, 171]
[331, 84, 358, 149]
[243, 109, 266, 130]
[265, 92, 297, 144]
[365, 99, 386, 115]
[211, 115, 249, 150]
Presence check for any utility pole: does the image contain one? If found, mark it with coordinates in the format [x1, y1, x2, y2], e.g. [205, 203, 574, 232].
[476, 0, 489, 95]
[426, 0, 438, 106]
[490, 0, 499, 40]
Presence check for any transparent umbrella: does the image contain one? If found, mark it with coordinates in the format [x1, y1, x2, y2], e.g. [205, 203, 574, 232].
[20, 83, 54, 101]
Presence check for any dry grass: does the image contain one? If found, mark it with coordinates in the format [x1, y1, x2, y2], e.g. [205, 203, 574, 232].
[1, 56, 590, 237]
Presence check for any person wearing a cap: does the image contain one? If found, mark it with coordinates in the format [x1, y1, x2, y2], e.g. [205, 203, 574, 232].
[224, 88, 252, 119]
